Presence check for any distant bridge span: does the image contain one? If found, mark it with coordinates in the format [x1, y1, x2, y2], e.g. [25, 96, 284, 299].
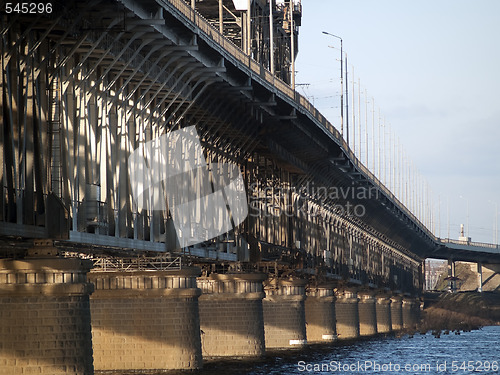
[431, 238, 500, 263]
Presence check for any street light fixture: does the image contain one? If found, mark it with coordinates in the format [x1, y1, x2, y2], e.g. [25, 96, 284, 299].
[488, 200, 498, 244]
[459, 195, 469, 239]
[322, 31, 344, 138]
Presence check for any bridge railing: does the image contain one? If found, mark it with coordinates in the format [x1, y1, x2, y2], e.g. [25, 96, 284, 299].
[163, 0, 434, 241]
[91, 255, 182, 272]
[164, 0, 345, 144]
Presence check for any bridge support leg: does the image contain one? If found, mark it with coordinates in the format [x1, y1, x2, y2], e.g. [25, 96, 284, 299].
[477, 263, 483, 292]
[0, 257, 94, 375]
[263, 279, 307, 349]
[88, 268, 202, 371]
[390, 296, 403, 331]
[358, 292, 377, 336]
[375, 295, 392, 334]
[477, 264, 500, 291]
[448, 259, 457, 292]
[335, 290, 360, 340]
[197, 273, 266, 357]
[304, 285, 337, 343]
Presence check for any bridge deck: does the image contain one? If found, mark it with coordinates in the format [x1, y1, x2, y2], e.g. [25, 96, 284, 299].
[432, 239, 500, 263]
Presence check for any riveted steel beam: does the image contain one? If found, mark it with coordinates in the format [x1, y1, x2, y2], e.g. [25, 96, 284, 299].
[63, 18, 125, 93]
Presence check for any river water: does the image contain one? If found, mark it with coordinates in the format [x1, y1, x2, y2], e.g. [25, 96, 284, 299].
[192, 326, 500, 375]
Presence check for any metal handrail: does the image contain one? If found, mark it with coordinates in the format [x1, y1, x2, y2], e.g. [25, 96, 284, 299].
[91, 255, 182, 271]
[439, 238, 499, 250]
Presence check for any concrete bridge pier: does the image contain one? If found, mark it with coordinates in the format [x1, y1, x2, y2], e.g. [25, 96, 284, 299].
[448, 259, 457, 292]
[304, 284, 337, 343]
[477, 263, 483, 292]
[88, 268, 202, 371]
[402, 298, 418, 329]
[478, 263, 500, 291]
[197, 273, 267, 357]
[390, 296, 403, 331]
[375, 295, 392, 334]
[486, 264, 500, 288]
[0, 255, 94, 375]
[414, 299, 423, 325]
[263, 278, 307, 349]
[358, 292, 378, 337]
[335, 290, 360, 340]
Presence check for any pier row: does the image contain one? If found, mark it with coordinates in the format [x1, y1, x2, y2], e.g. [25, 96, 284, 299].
[0, 253, 422, 374]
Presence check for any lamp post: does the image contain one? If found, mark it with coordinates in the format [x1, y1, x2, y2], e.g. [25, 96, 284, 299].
[322, 31, 343, 137]
[496, 202, 499, 245]
[269, 0, 274, 74]
[459, 195, 469, 239]
[488, 200, 498, 244]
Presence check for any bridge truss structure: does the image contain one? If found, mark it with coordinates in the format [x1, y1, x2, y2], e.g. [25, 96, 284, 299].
[0, 0, 460, 295]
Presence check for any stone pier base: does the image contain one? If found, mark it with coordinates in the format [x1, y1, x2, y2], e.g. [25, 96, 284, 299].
[198, 273, 266, 357]
[263, 279, 307, 349]
[88, 268, 202, 371]
[304, 285, 337, 343]
[335, 290, 360, 340]
[390, 296, 403, 331]
[403, 298, 418, 329]
[0, 257, 94, 375]
[358, 293, 377, 336]
[416, 300, 423, 323]
[375, 296, 392, 334]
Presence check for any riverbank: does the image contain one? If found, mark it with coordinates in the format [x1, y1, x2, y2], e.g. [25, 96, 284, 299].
[418, 291, 500, 334]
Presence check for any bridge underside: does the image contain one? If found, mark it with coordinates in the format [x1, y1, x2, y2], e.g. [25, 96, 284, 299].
[0, 0, 438, 294]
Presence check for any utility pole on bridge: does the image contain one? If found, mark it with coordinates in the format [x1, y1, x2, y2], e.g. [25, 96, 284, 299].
[322, 31, 343, 137]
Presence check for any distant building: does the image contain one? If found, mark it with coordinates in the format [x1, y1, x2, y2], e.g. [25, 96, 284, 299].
[425, 259, 447, 290]
[458, 223, 471, 242]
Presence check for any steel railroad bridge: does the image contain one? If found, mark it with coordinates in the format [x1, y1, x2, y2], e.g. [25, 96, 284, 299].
[0, 0, 436, 289]
[1, 1, 499, 373]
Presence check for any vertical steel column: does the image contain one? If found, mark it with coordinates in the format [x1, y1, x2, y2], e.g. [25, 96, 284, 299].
[477, 262, 483, 292]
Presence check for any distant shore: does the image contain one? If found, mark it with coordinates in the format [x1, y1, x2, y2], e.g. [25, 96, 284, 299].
[417, 291, 500, 334]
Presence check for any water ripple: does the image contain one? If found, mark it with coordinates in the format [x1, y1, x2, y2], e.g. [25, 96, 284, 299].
[194, 326, 500, 375]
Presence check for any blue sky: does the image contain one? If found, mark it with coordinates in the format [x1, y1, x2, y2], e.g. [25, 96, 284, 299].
[295, 0, 500, 243]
